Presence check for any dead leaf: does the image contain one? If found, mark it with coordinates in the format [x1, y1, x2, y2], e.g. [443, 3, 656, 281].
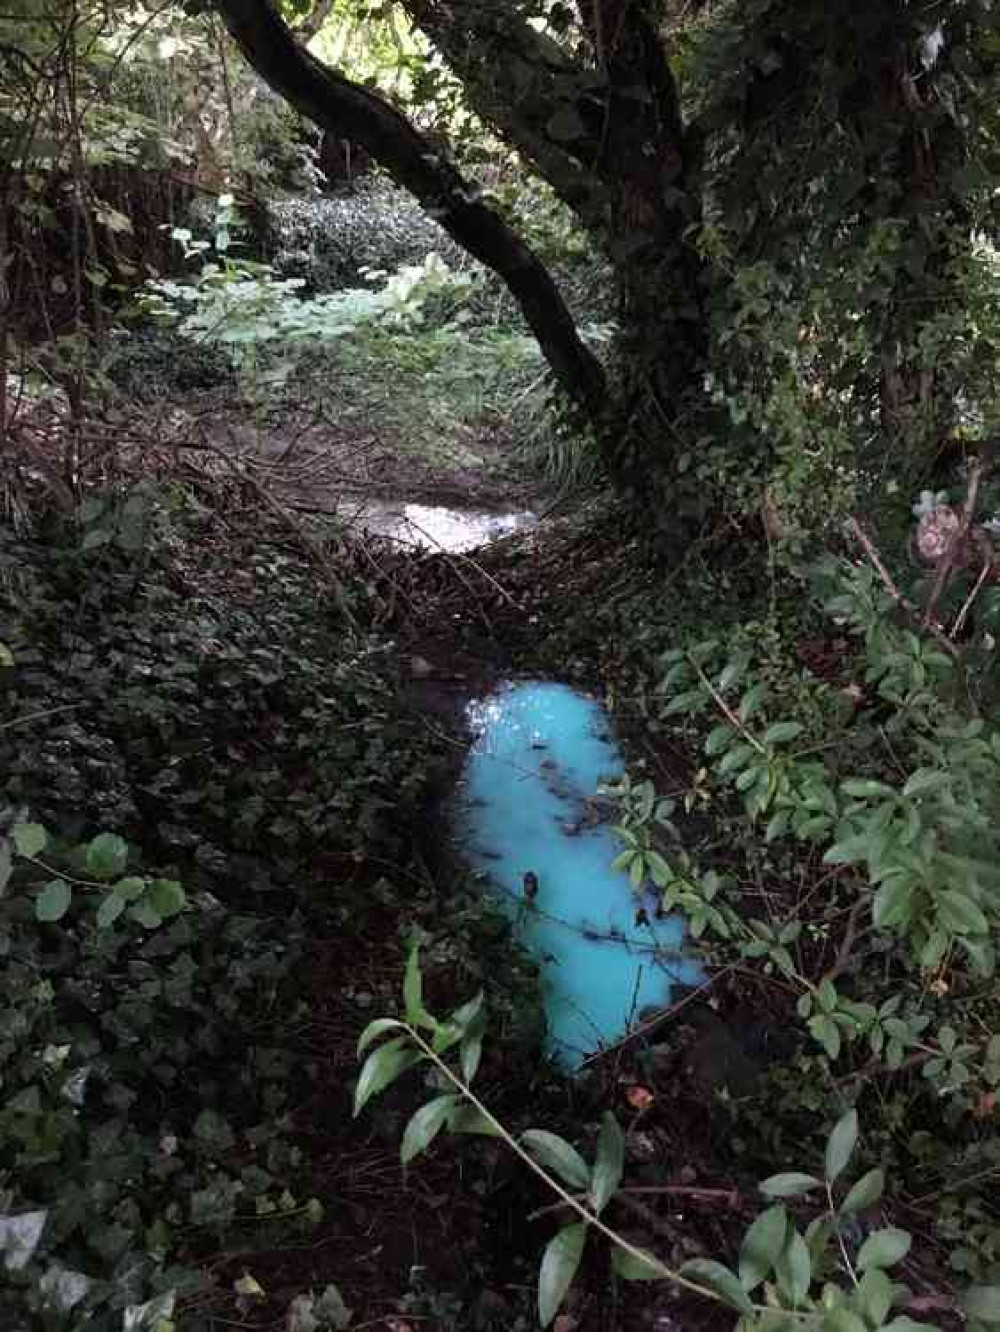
[626, 1085, 655, 1111]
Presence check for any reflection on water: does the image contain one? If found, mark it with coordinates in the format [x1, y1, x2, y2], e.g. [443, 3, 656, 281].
[339, 500, 537, 552]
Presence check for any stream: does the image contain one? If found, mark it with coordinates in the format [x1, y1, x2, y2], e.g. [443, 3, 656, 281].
[455, 682, 703, 1069]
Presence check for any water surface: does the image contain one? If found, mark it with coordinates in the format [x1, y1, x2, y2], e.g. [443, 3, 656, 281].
[455, 682, 703, 1067]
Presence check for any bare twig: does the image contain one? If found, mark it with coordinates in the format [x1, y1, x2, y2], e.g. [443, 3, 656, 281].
[844, 517, 961, 662]
[924, 457, 983, 628]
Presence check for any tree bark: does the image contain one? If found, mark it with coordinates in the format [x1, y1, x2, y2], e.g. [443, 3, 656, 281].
[212, 0, 607, 422]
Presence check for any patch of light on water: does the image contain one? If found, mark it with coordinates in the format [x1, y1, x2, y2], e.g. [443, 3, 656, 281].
[341, 500, 537, 552]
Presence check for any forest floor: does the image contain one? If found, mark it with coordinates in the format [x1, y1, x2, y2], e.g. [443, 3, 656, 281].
[181, 512, 793, 1332]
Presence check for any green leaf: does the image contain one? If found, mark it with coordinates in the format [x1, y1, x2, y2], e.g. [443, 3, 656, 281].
[356, 1018, 402, 1055]
[447, 1105, 503, 1137]
[705, 724, 735, 756]
[739, 1204, 788, 1290]
[96, 892, 127, 928]
[86, 833, 127, 881]
[460, 1026, 484, 1084]
[148, 879, 185, 917]
[857, 1227, 911, 1271]
[938, 890, 989, 936]
[538, 1224, 586, 1327]
[611, 1245, 665, 1281]
[809, 1014, 842, 1060]
[35, 879, 71, 922]
[114, 876, 146, 901]
[12, 823, 47, 857]
[825, 1109, 858, 1183]
[775, 1229, 811, 1303]
[739, 682, 766, 721]
[759, 1172, 822, 1199]
[129, 899, 162, 929]
[855, 1267, 892, 1325]
[0, 840, 11, 895]
[680, 1259, 754, 1315]
[823, 1311, 868, 1332]
[400, 1095, 458, 1165]
[873, 877, 913, 929]
[590, 1113, 624, 1215]
[403, 944, 430, 1028]
[763, 721, 804, 745]
[962, 1285, 1000, 1323]
[520, 1130, 591, 1191]
[840, 1167, 884, 1215]
[353, 1037, 423, 1116]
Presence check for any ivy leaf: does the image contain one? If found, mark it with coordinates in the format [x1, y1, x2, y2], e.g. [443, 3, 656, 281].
[611, 1245, 664, 1281]
[128, 899, 163, 929]
[680, 1258, 754, 1314]
[0, 1210, 47, 1270]
[35, 879, 71, 922]
[739, 1204, 788, 1290]
[353, 1037, 423, 1116]
[521, 1130, 592, 1190]
[825, 1109, 858, 1183]
[114, 876, 146, 901]
[841, 1167, 884, 1214]
[12, 822, 47, 857]
[590, 1113, 624, 1215]
[857, 1227, 911, 1271]
[86, 833, 127, 881]
[759, 1172, 822, 1198]
[123, 1291, 176, 1331]
[400, 1095, 458, 1165]
[96, 892, 127, 928]
[148, 879, 185, 917]
[538, 1224, 586, 1327]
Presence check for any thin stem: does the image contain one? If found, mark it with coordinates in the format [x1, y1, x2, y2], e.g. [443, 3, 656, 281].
[399, 1023, 806, 1321]
[689, 658, 766, 754]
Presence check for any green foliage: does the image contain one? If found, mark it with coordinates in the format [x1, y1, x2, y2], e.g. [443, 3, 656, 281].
[0, 501, 438, 1328]
[270, 187, 470, 294]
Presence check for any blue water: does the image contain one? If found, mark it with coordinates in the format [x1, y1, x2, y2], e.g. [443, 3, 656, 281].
[455, 682, 704, 1068]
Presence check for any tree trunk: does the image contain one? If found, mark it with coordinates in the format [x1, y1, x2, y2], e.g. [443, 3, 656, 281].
[212, 0, 608, 428]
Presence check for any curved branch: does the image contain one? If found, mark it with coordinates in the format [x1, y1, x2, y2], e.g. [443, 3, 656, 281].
[212, 0, 606, 420]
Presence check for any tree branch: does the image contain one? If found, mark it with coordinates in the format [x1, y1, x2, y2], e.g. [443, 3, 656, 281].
[212, 0, 607, 419]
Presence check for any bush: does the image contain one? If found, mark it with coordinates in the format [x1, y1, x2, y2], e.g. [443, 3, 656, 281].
[0, 498, 438, 1328]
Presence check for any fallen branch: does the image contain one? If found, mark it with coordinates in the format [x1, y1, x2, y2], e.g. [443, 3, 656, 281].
[844, 517, 961, 661]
